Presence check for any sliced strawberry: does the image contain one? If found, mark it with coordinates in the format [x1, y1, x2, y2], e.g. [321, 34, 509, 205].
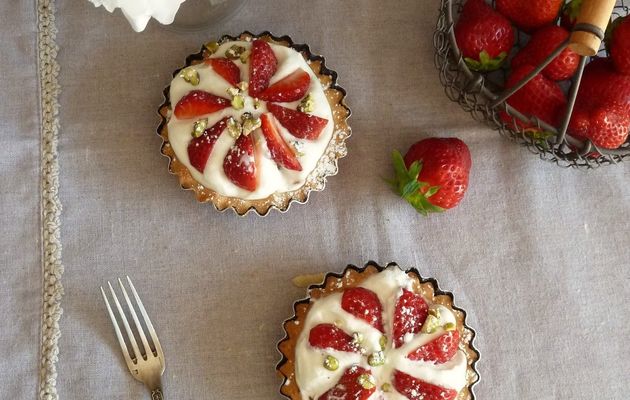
[258, 69, 311, 102]
[223, 134, 258, 191]
[407, 330, 460, 364]
[249, 40, 277, 97]
[309, 324, 359, 352]
[267, 103, 329, 140]
[393, 370, 458, 400]
[318, 366, 375, 400]
[341, 287, 384, 332]
[187, 117, 229, 172]
[174, 90, 230, 119]
[393, 289, 429, 348]
[206, 58, 241, 86]
[260, 114, 302, 171]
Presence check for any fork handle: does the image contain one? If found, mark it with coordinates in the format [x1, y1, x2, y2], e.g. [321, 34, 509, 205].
[150, 388, 164, 400]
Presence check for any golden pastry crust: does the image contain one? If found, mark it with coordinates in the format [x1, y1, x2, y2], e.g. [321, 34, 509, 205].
[157, 31, 351, 216]
[277, 262, 480, 400]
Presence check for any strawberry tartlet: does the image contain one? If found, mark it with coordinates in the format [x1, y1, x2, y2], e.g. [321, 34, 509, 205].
[278, 262, 479, 400]
[158, 32, 351, 215]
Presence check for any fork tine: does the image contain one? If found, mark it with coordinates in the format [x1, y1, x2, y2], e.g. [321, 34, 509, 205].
[127, 276, 164, 361]
[118, 277, 153, 359]
[107, 281, 142, 362]
[100, 286, 134, 369]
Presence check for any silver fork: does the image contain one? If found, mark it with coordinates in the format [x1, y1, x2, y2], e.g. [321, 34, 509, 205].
[101, 277, 166, 400]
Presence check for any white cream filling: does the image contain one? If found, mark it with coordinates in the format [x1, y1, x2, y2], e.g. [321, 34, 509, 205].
[167, 40, 334, 200]
[295, 267, 468, 400]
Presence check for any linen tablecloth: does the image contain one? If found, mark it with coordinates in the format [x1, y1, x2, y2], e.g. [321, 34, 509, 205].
[1, 0, 629, 399]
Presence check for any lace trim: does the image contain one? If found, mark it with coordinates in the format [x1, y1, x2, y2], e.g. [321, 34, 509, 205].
[37, 0, 64, 399]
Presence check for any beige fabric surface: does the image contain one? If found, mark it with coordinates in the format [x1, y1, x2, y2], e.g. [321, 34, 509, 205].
[3, 0, 630, 399]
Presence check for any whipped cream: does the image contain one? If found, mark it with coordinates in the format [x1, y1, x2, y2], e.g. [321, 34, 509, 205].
[295, 267, 468, 400]
[167, 40, 334, 200]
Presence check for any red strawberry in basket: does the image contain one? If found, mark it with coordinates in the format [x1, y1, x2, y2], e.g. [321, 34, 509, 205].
[502, 64, 567, 129]
[390, 138, 471, 215]
[512, 25, 579, 81]
[496, 0, 563, 32]
[393, 370, 458, 400]
[610, 16, 630, 75]
[568, 58, 630, 150]
[560, 0, 582, 30]
[454, 0, 515, 72]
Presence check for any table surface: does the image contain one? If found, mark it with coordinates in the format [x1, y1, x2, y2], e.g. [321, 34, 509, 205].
[2, 0, 630, 399]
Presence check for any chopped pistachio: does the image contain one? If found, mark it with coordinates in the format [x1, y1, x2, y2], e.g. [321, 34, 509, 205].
[231, 95, 245, 110]
[191, 118, 208, 138]
[204, 41, 220, 54]
[421, 314, 441, 334]
[357, 374, 376, 390]
[227, 117, 242, 139]
[239, 50, 251, 64]
[323, 355, 339, 371]
[367, 351, 385, 367]
[226, 87, 240, 97]
[428, 307, 441, 319]
[242, 115, 261, 136]
[292, 140, 305, 157]
[379, 335, 388, 351]
[253, 98, 262, 110]
[352, 332, 364, 344]
[297, 93, 315, 113]
[444, 322, 456, 331]
[179, 67, 200, 86]
[381, 383, 392, 392]
[359, 346, 367, 355]
[225, 45, 246, 60]
[237, 81, 249, 92]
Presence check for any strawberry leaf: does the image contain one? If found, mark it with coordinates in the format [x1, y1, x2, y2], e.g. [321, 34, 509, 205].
[464, 51, 508, 72]
[389, 150, 445, 216]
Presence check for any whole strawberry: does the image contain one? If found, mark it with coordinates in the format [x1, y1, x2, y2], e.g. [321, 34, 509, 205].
[390, 138, 471, 215]
[577, 58, 630, 109]
[569, 102, 630, 149]
[502, 64, 567, 130]
[455, 0, 515, 72]
[512, 25, 580, 81]
[496, 0, 563, 32]
[610, 16, 630, 75]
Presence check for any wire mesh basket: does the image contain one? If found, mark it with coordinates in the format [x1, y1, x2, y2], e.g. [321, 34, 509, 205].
[434, 0, 630, 168]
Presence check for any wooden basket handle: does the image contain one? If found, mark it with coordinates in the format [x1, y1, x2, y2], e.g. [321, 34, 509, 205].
[569, 0, 617, 56]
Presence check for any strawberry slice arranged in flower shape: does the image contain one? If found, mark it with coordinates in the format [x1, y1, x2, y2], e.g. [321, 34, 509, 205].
[267, 103, 329, 140]
[407, 330, 460, 364]
[393, 289, 429, 348]
[260, 114, 302, 171]
[259, 69, 311, 102]
[309, 324, 360, 353]
[175, 39, 331, 192]
[341, 287, 385, 332]
[174, 90, 230, 119]
[206, 58, 241, 86]
[223, 134, 258, 192]
[249, 40, 278, 97]
[188, 117, 229, 172]
[393, 370, 458, 400]
[319, 366, 376, 400]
